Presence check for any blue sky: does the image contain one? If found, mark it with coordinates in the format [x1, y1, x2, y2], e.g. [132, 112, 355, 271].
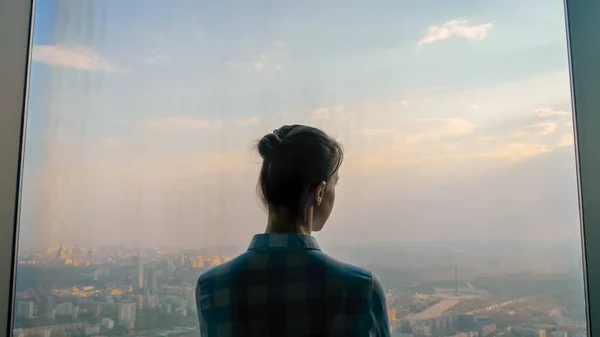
[18, 0, 580, 250]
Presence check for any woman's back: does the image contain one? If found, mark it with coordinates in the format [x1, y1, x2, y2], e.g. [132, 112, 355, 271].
[195, 125, 390, 336]
[196, 233, 389, 337]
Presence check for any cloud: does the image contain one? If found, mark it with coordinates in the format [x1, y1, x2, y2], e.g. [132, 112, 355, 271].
[32, 45, 127, 73]
[358, 118, 475, 143]
[234, 117, 261, 126]
[509, 122, 558, 138]
[417, 19, 493, 48]
[534, 107, 571, 117]
[357, 128, 396, 136]
[144, 55, 168, 64]
[103, 138, 124, 147]
[470, 104, 481, 110]
[557, 132, 574, 147]
[476, 143, 550, 161]
[146, 116, 220, 131]
[348, 117, 559, 172]
[310, 105, 346, 120]
[355, 118, 475, 159]
[409, 117, 475, 140]
[227, 53, 283, 72]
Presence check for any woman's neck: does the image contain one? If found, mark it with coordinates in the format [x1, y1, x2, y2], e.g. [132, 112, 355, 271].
[265, 211, 311, 235]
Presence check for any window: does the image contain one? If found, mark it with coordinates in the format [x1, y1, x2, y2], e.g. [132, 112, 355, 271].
[3, 0, 591, 336]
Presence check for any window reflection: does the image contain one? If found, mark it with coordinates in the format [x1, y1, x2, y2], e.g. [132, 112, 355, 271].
[13, 0, 585, 336]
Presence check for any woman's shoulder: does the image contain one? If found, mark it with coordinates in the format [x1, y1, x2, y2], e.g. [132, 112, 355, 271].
[309, 250, 376, 286]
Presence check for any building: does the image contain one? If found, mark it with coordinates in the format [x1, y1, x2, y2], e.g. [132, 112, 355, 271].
[137, 256, 144, 289]
[101, 318, 114, 330]
[434, 288, 488, 296]
[402, 299, 460, 336]
[480, 324, 496, 337]
[456, 332, 479, 337]
[149, 269, 159, 294]
[510, 326, 547, 337]
[55, 302, 74, 315]
[16, 301, 34, 319]
[388, 307, 397, 323]
[93, 304, 102, 317]
[145, 293, 159, 309]
[14, 322, 87, 337]
[118, 302, 136, 330]
[185, 288, 196, 310]
[135, 294, 144, 310]
[84, 325, 100, 335]
[413, 325, 432, 337]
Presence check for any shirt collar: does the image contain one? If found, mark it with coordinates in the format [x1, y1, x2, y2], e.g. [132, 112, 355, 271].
[248, 233, 321, 251]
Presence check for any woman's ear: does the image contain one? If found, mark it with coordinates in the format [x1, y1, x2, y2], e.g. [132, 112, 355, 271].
[314, 181, 326, 206]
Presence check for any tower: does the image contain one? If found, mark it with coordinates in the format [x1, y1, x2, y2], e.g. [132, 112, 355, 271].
[137, 256, 144, 289]
[454, 265, 458, 296]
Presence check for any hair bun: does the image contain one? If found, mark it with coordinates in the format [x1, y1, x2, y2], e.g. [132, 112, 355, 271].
[258, 132, 282, 160]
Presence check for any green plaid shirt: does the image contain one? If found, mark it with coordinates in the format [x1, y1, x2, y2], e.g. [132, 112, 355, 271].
[196, 233, 390, 336]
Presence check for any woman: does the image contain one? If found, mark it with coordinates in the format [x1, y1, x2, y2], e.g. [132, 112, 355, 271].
[196, 125, 390, 337]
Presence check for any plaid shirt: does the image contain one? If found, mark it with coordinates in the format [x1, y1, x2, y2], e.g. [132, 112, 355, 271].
[196, 233, 390, 337]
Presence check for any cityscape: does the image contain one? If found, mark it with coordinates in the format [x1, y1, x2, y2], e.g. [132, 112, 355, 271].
[12, 242, 587, 337]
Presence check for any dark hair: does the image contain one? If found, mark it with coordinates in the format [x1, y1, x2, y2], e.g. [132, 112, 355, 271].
[257, 125, 344, 221]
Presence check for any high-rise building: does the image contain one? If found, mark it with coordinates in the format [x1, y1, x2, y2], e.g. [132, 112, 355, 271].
[145, 293, 159, 309]
[388, 307, 397, 323]
[185, 288, 196, 310]
[84, 325, 100, 335]
[101, 317, 114, 329]
[56, 302, 74, 315]
[93, 304, 102, 317]
[135, 294, 144, 310]
[137, 256, 144, 289]
[119, 302, 136, 330]
[149, 269, 159, 294]
[16, 301, 34, 319]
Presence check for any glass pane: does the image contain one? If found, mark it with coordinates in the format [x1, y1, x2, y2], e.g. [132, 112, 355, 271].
[13, 0, 586, 336]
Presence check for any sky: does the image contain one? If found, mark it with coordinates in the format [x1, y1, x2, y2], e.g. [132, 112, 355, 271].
[18, 0, 581, 249]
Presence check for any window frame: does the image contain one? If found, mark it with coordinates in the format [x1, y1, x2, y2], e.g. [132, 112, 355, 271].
[564, 0, 600, 335]
[0, 0, 598, 335]
[0, 0, 35, 335]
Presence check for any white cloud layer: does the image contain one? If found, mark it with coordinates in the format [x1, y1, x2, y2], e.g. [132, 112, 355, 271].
[146, 116, 220, 131]
[234, 117, 261, 126]
[32, 45, 127, 73]
[227, 53, 282, 72]
[311, 105, 347, 120]
[509, 122, 558, 138]
[144, 54, 168, 64]
[418, 19, 493, 48]
[535, 107, 571, 117]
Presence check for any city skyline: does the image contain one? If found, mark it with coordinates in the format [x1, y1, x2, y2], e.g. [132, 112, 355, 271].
[17, 0, 580, 248]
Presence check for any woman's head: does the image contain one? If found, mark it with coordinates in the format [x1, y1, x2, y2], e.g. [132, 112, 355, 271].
[257, 125, 343, 233]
